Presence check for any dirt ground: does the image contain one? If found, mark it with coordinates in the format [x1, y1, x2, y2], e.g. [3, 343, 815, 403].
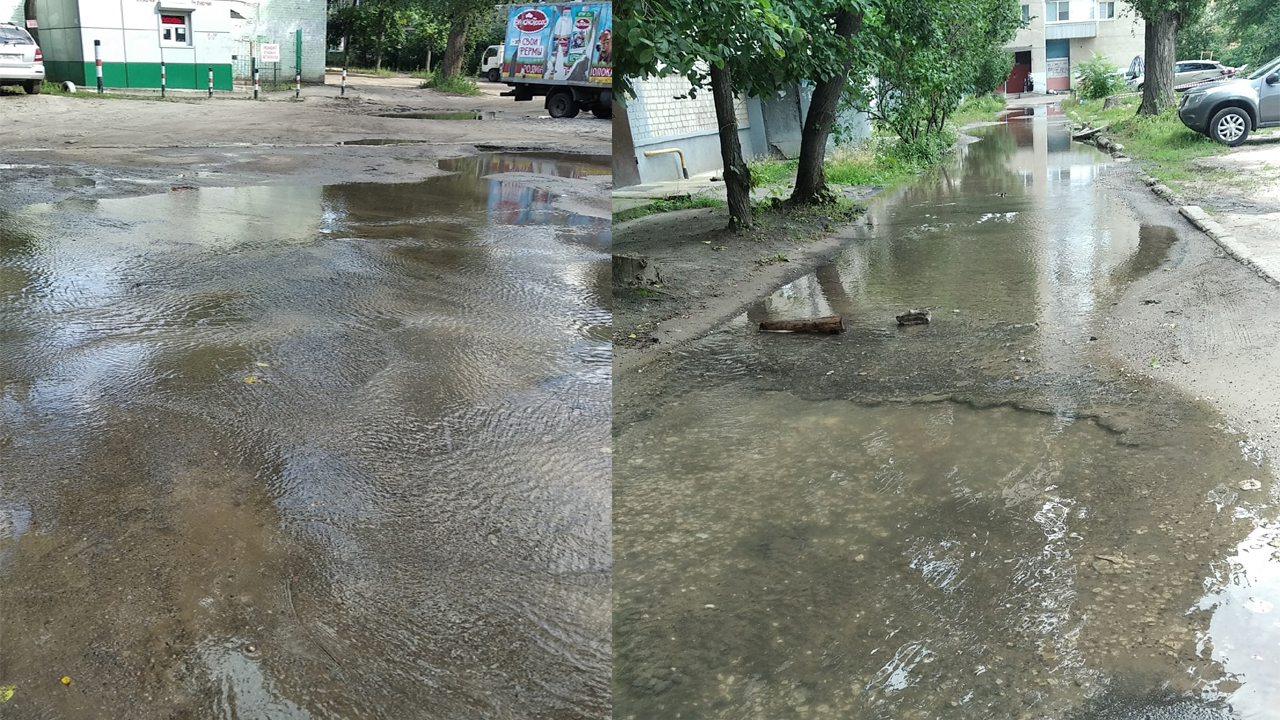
[0, 74, 611, 211]
[0, 74, 612, 719]
[613, 187, 882, 375]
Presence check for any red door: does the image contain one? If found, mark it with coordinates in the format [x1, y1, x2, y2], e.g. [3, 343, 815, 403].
[1004, 51, 1032, 93]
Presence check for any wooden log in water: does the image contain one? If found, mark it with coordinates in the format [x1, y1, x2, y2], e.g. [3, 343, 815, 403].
[758, 316, 847, 334]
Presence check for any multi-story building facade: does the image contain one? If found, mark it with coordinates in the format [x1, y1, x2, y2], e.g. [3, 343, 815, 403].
[1004, 0, 1145, 94]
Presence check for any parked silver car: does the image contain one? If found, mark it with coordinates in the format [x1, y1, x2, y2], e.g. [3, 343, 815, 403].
[1178, 54, 1280, 145]
[0, 22, 44, 94]
[1128, 59, 1242, 91]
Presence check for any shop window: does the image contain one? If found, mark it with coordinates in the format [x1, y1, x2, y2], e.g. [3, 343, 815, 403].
[161, 13, 191, 45]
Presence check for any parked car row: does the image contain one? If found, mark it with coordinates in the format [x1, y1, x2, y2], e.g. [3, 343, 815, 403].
[0, 21, 44, 94]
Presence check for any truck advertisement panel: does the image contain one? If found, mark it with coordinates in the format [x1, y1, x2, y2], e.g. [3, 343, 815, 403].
[503, 3, 612, 86]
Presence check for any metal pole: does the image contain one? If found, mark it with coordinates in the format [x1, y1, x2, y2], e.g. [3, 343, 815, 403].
[341, 66, 346, 97]
[94, 39, 103, 94]
[207, 67, 213, 98]
[160, 61, 166, 98]
[253, 68, 259, 100]
[295, 69, 300, 99]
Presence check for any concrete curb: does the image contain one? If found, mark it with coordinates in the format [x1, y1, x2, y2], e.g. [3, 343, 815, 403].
[1177, 204, 1278, 285]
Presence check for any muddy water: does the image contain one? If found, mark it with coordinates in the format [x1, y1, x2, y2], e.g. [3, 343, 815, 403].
[614, 112, 1270, 718]
[0, 153, 611, 718]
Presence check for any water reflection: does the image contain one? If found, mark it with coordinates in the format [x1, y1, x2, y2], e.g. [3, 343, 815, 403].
[0, 154, 611, 718]
[615, 115, 1265, 718]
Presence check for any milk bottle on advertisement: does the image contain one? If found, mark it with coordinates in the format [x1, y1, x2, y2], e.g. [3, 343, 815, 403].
[549, 6, 573, 79]
[569, 7, 597, 65]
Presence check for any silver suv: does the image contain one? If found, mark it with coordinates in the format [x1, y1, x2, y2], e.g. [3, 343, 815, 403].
[0, 22, 44, 95]
[1179, 54, 1280, 146]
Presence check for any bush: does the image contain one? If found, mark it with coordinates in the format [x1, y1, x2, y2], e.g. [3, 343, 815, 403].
[1075, 52, 1128, 101]
[419, 71, 481, 96]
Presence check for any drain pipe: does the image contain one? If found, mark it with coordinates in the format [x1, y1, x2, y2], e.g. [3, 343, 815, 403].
[643, 148, 690, 179]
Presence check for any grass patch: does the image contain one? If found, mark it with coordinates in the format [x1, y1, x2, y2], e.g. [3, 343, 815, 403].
[951, 94, 1008, 126]
[1064, 95, 1228, 188]
[345, 67, 397, 77]
[613, 194, 725, 223]
[419, 71, 481, 96]
[749, 158, 798, 188]
[749, 139, 930, 194]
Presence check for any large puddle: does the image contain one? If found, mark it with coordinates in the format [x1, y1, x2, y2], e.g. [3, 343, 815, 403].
[0, 153, 611, 717]
[614, 111, 1277, 718]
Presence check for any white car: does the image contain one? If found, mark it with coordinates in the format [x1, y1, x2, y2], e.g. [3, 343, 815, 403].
[1129, 59, 1243, 91]
[0, 22, 44, 94]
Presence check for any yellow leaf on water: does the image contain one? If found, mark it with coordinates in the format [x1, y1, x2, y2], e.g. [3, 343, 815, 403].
[0, 686, 15, 702]
[243, 376, 259, 384]
[628, 334, 637, 339]
[254, 362, 271, 367]
[60, 677, 71, 686]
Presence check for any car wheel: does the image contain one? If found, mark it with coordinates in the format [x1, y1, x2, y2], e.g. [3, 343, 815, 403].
[591, 106, 611, 119]
[1209, 106, 1250, 146]
[546, 90, 579, 119]
[24, 80, 40, 95]
[487, 68, 500, 83]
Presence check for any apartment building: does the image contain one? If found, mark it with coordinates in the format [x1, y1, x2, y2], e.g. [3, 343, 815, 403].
[1004, 0, 1144, 94]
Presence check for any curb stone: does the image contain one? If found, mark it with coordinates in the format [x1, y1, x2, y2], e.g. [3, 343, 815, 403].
[1178, 204, 1279, 285]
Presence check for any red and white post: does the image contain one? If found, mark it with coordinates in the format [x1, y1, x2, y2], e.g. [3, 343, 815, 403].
[294, 70, 300, 99]
[253, 68, 260, 100]
[341, 67, 347, 97]
[207, 67, 213, 98]
[160, 61, 166, 98]
[94, 39, 103, 94]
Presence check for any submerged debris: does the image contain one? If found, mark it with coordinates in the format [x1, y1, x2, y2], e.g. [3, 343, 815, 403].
[896, 309, 932, 326]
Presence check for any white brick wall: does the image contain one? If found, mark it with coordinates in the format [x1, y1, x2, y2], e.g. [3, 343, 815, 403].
[630, 73, 750, 144]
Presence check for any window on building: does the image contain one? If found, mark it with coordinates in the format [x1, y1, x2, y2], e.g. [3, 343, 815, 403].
[1045, 0, 1069, 21]
[160, 13, 191, 45]
[1021, 4, 1031, 22]
[1099, 1, 1116, 19]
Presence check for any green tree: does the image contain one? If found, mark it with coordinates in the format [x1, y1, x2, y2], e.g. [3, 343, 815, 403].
[849, 0, 1021, 151]
[617, 0, 804, 230]
[433, 0, 497, 80]
[1130, 0, 1210, 115]
[1219, 0, 1280, 68]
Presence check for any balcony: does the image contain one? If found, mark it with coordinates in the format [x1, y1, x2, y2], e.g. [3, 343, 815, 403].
[1045, 20, 1098, 39]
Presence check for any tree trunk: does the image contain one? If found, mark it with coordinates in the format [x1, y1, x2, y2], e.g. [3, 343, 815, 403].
[440, 17, 469, 79]
[790, 9, 863, 206]
[709, 63, 753, 232]
[1138, 11, 1179, 116]
[426, 47, 433, 74]
[24, 0, 37, 44]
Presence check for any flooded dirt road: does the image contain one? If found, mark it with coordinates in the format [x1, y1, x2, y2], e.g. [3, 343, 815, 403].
[614, 110, 1280, 719]
[0, 154, 612, 718]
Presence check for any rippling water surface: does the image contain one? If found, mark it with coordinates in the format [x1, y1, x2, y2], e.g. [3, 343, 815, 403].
[615, 111, 1274, 719]
[0, 153, 612, 719]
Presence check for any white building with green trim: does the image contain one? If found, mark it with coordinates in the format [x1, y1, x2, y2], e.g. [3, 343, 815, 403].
[2, 0, 326, 90]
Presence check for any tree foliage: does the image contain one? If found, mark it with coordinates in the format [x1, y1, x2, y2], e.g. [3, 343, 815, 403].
[848, 0, 1022, 149]
[325, 0, 498, 75]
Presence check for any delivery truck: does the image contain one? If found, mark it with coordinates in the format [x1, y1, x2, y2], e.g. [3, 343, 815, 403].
[497, 3, 612, 119]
